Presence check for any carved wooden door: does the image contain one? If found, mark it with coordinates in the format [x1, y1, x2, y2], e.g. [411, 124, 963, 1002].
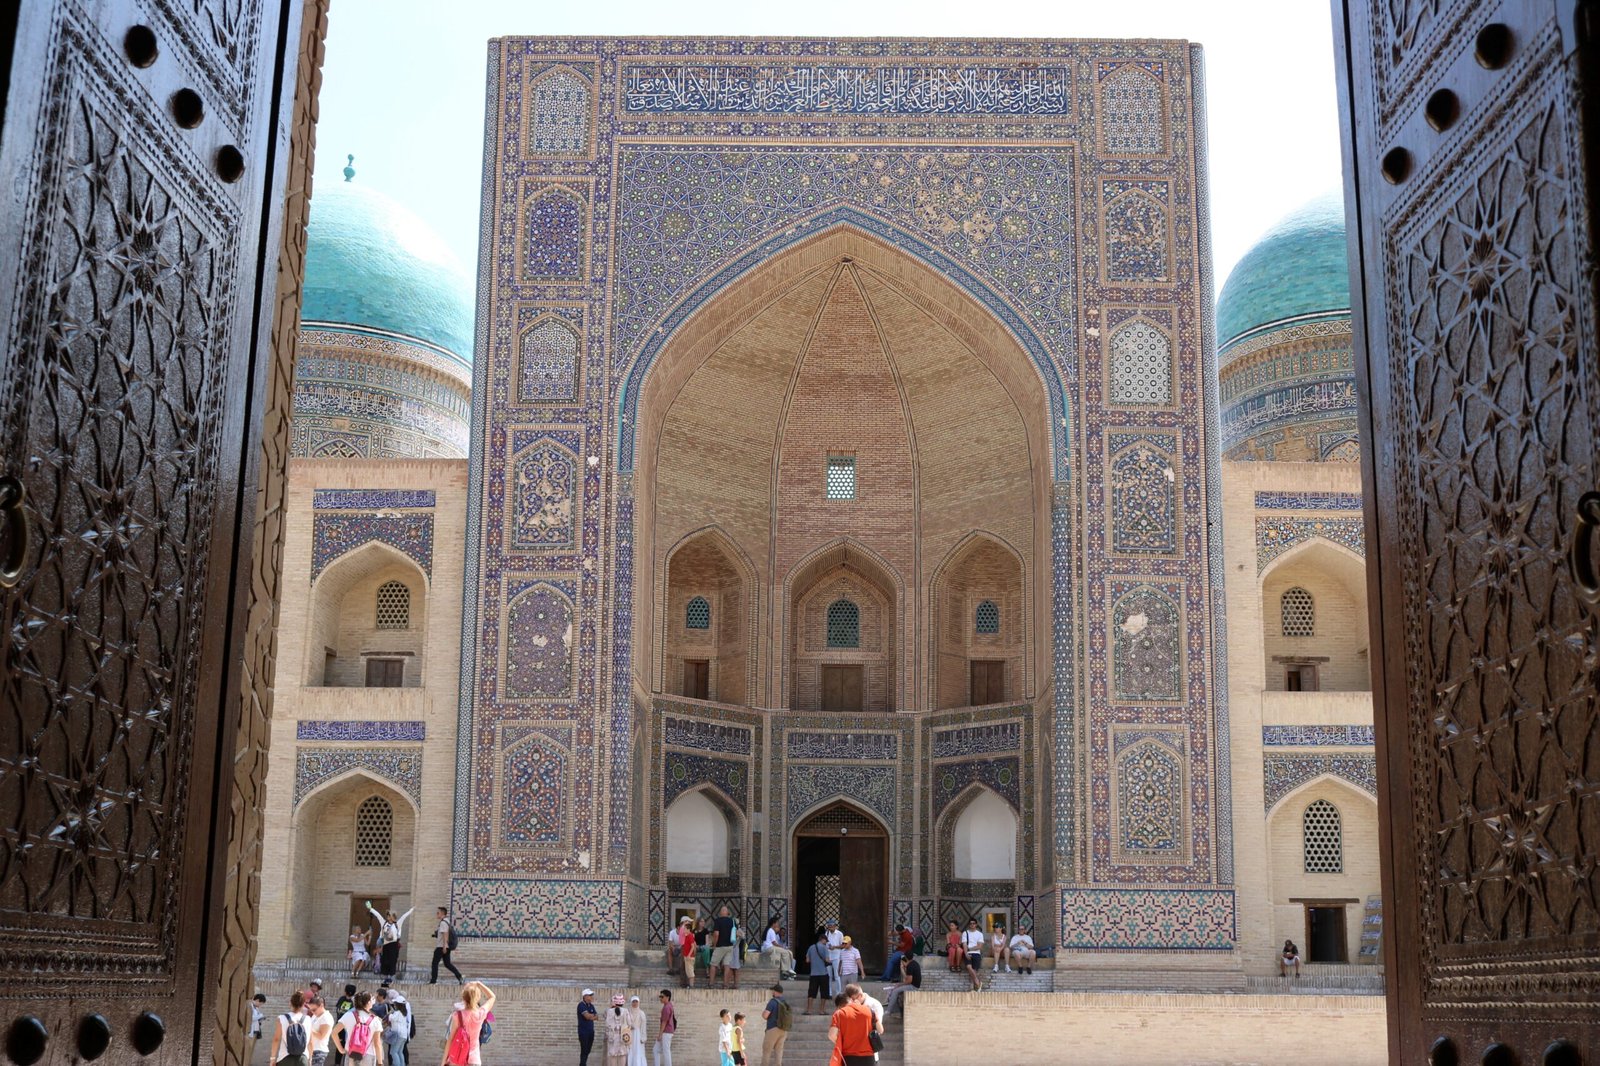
[0, 2, 292, 1064]
[838, 836, 887, 972]
[1335, 0, 1600, 1061]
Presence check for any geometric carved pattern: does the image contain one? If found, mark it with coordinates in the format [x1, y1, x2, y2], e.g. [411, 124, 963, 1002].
[311, 513, 434, 580]
[294, 748, 423, 807]
[1280, 587, 1315, 636]
[1254, 517, 1366, 573]
[527, 66, 593, 156]
[503, 736, 566, 846]
[786, 764, 896, 829]
[1301, 799, 1342, 874]
[503, 583, 574, 699]
[523, 186, 586, 282]
[1262, 753, 1377, 811]
[518, 317, 580, 404]
[450, 878, 622, 940]
[1103, 181, 1169, 283]
[510, 441, 577, 551]
[663, 753, 749, 813]
[354, 796, 394, 867]
[1109, 434, 1177, 554]
[1108, 318, 1173, 406]
[1098, 62, 1165, 155]
[1392, 99, 1600, 955]
[1116, 739, 1183, 855]
[932, 758, 1021, 817]
[1111, 583, 1181, 701]
[1058, 888, 1235, 950]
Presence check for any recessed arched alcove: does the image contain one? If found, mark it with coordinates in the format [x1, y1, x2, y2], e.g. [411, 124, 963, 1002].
[306, 541, 429, 688]
[627, 222, 1053, 713]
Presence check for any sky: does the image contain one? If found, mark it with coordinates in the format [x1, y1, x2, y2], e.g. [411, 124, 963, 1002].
[313, 0, 1345, 292]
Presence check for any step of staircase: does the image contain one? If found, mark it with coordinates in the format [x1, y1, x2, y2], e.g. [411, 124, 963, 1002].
[771, 1010, 905, 1065]
[1245, 974, 1385, 995]
[918, 966, 1055, 993]
[257, 956, 633, 989]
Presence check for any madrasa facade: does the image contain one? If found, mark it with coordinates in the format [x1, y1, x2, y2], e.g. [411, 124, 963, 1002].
[254, 37, 1378, 982]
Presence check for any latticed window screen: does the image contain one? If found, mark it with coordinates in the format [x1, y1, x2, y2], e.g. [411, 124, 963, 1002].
[1280, 586, 1315, 636]
[813, 875, 842, 926]
[1302, 799, 1343, 873]
[975, 599, 1000, 634]
[354, 795, 393, 867]
[826, 599, 860, 648]
[685, 596, 711, 630]
[825, 455, 856, 499]
[375, 580, 411, 630]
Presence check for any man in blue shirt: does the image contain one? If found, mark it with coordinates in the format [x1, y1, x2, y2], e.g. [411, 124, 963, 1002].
[804, 930, 832, 1016]
[577, 988, 598, 1065]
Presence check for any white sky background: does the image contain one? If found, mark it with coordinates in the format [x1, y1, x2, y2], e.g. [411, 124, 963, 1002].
[314, 0, 1345, 293]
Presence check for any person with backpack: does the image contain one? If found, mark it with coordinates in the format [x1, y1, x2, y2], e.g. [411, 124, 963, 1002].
[333, 991, 385, 1066]
[759, 983, 792, 1066]
[432, 906, 464, 985]
[381, 999, 409, 1066]
[269, 990, 311, 1066]
[442, 980, 495, 1066]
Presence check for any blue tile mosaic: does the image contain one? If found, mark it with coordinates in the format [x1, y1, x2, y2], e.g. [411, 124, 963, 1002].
[311, 513, 433, 581]
[1262, 725, 1375, 747]
[313, 489, 437, 510]
[297, 721, 427, 742]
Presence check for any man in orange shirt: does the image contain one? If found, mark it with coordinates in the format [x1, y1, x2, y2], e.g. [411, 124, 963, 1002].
[827, 984, 881, 1066]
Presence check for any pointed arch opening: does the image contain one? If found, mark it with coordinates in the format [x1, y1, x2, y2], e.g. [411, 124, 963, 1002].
[662, 527, 757, 704]
[1261, 537, 1370, 692]
[306, 541, 429, 687]
[792, 801, 890, 969]
[930, 532, 1027, 709]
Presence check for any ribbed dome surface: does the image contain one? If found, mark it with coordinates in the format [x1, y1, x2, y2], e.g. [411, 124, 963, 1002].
[1217, 192, 1351, 351]
[301, 179, 475, 364]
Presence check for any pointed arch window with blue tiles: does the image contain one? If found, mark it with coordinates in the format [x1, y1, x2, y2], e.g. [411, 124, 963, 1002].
[685, 596, 711, 630]
[826, 600, 860, 648]
[975, 599, 1000, 634]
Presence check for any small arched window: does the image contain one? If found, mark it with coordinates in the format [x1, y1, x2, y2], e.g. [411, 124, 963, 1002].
[975, 599, 1000, 634]
[354, 795, 394, 867]
[1280, 586, 1315, 637]
[1302, 799, 1342, 873]
[685, 596, 711, 630]
[826, 599, 860, 648]
[375, 580, 411, 630]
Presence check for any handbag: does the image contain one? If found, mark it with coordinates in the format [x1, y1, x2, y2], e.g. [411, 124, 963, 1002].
[868, 1030, 885, 1053]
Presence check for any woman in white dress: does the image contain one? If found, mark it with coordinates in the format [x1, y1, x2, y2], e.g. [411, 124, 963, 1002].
[348, 924, 371, 975]
[625, 995, 648, 1066]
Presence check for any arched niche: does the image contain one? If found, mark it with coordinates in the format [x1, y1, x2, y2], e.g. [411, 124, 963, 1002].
[952, 788, 1018, 879]
[930, 533, 1027, 709]
[626, 221, 1054, 716]
[306, 542, 429, 687]
[663, 787, 736, 876]
[1265, 775, 1380, 966]
[289, 772, 417, 959]
[661, 527, 757, 704]
[786, 539, 899, 713]
[1261, 538, 1369, 692]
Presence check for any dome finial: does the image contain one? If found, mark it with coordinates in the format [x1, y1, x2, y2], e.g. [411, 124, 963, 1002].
[343, 154, 356, 182]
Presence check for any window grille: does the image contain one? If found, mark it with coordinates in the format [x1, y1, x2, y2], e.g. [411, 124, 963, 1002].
[826, 599, 860, 648]
[354, 795, 393, 867]
[1302, 799, 1343, 873]
[1280, 586, 1315, 637]
[685, 596, 711, 630]
[975, 599, 1000, 634]
[825, 455, 856, 499]
[376, 580, 411, 630]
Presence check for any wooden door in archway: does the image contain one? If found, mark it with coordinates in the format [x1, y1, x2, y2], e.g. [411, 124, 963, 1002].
[794, 802, 888, 973]
[0, 2, 302, 1063]
[1336, 0, 1600, 1059]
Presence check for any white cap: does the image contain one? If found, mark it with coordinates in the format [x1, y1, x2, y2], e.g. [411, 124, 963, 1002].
[582, 988, 594, 996]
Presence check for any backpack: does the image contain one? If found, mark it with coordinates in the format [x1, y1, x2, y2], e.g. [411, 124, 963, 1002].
[445, 1011, 473, 1066]
[479, 1012, 493, 1046]
[448, 925, 460, 951]
[776, 999, 793, 1032]
[281, 1014, 308, 1059]
[346, 1011, 373, 1056]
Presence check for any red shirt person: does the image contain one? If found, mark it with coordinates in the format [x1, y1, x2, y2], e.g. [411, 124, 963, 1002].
[828, 985, 879, 1066]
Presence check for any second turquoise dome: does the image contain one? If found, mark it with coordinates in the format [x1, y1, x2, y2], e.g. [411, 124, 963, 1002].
[301, 177, 475, 365]
[1216, 192, 1351, 350]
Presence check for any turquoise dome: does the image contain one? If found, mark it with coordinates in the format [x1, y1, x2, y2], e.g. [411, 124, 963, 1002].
[1216, 192, 1351, 351]
[302, 178, 475, 364]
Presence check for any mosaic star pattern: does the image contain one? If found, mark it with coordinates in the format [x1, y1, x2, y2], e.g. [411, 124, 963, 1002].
[527, 64, 593, 155]
[522, 185, 586, 281]
[1108, 318, 1173, 406]
[1263, 753, 1378, 810]
[1116, 739, 1182, 855]
[294, 748, 422, 807]
[1108, 433, 1178, 554]
[1255, 516, 1366, 572]
[503, 735, 566, 845]
[311, 513, 433, 581]
[1097, 62, 1165, 155]
[518, 317, 581, 403]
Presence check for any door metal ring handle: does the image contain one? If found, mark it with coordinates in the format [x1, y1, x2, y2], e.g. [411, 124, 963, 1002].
[0, 476, 27, 589]
[1571, 491, 1600, 606]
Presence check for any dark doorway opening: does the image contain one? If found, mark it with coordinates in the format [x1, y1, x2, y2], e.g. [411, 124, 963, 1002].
[1306, 905, 1347, 963]
[970, 659, 1005, 704]
[820, 664, 863, 711]
[793, 803, 888, 972]
[350, 895, 389, 949]
[684, 659, 709, 700]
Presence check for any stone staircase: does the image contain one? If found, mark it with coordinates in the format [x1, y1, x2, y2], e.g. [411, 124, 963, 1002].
[917, 961, 1055, 993]
[778, 1003, 905, 1065]
[1245, 962, 1385, 995]
[257, 954, 633, 989]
